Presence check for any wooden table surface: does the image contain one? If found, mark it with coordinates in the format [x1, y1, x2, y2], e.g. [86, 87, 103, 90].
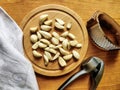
[0, 0, 120, 90]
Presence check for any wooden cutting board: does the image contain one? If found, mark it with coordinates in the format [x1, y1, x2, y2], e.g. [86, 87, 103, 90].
[20, 4, 88, 76]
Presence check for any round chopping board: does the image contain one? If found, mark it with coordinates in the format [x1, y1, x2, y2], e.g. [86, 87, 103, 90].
[20, 4, 88, 76]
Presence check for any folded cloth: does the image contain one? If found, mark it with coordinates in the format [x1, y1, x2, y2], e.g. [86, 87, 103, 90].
[0, 7, 39, 90]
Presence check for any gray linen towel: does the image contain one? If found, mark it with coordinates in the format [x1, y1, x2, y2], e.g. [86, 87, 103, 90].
[0, 7, 39, 90]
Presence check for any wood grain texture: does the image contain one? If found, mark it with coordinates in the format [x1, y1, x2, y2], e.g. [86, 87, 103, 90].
[0, 0, 120, 90]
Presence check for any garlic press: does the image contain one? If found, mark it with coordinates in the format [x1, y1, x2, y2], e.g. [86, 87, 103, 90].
[58, 57, 104, 90]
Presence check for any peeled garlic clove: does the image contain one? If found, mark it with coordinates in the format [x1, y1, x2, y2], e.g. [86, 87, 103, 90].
[37, 31, 42, 40]
[44, 20, 52, 25]
[55, 44, 62, 49]
[55, 18, 65, 25]
[43, 55, 49, 66]
[59, 48, 69, 55]
[41, 25, 52, 31]
[45, 47, 50, 51]
[40, 39, 50, 45]
[66, 22, 72, 30]
[39, 31, 52, 39]
[52, 32, 60, 39]
[67, 42, 71, 50]
[32, 50, 42, 58]
[38, 42, 47, 48]
[62, 39, 68, 50]
[30, 26, 38, 33]
[72, 50, 80, 60]
[45, 47, 57, 54]
[32, 41, 39, 49]
[49, 48, 57, 54]
[61, 31, 69, 37]
[39, 14, 48, 25]
[76, 43, 82, 48]
[63, 54, 73, 61]
[59, 37, 65, 42]
[58, 57, 67, 67]
[68, 33, 75, 39]
[30, 34, 38, 43]
[51, 37, 59, 45]
[55, 22, 64, 30]
[69, 40, 78, 47]
[52, 52, 60, 61]
[44, 51, 52, 60]
[49, 44, 56, 49]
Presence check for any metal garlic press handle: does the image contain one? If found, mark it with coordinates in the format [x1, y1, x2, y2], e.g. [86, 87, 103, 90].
[58, 57, 104, 90]
[58, 70, 87, 90]
[90, 58, 104, 90]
